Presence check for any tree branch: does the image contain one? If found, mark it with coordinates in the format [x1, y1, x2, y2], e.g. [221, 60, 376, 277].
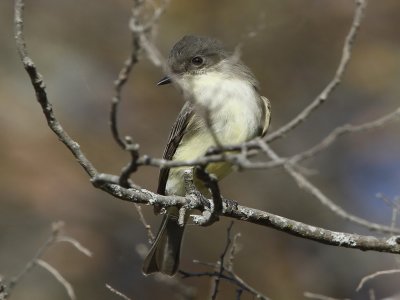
[15, 0, 400, 273]
[14, 0, 98, 179]
[180, 222, 270, 300]
[264, 0, 367, 143]
[36, 259, 76, 300]
[356, 269, 400, 292]
[304, 292, 350, 300]
[90, 178, 400, 254]
[259, 142, 400, 234]
[105, 283, 132, 300]
[4, 221, 90, 299]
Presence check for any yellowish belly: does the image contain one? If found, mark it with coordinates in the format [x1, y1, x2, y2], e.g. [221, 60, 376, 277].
[165, 96, 261, 196]
[165, 126, 247, 196]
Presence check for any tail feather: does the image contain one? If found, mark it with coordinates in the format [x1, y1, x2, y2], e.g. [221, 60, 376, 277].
[142, 212, 185, 276]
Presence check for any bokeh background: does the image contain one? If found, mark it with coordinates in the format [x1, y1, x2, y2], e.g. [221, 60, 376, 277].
[1, 0, 400, 299]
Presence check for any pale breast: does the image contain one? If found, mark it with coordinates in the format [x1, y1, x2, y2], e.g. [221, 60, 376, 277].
[165, 73, 265, 196]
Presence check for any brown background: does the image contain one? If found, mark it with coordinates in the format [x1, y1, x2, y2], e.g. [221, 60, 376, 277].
[1, 0, 400, 299]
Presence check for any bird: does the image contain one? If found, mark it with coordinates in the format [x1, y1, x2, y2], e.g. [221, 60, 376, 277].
[142, 35, 271, 276]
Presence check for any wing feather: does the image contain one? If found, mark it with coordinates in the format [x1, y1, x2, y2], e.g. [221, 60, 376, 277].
[260, 96, 271, 136]
[157, 102, 194, 195]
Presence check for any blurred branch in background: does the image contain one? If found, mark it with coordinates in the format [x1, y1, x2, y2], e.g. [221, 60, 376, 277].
[304, 291, 351, 300]
[14, 0, 400, 258]
[179, 222, 270, 300]
[105, 283, 132, 300]
[108, 0, 169, 245]
[356, 269, 400, 292]
[264, 0, 367, 143]
[2, 222, 91, 300]
[12, 0, 400, 298]
[260, 142, 400, 233]
[304, 266, 400, 299]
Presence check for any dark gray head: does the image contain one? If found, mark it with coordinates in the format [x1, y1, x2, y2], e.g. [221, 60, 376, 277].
[157, 35, 258, 88]
[157, 35, 230, 85]
[169, 35, 229, 74]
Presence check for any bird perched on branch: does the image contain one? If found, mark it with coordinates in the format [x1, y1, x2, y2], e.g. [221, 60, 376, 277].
[143, 35, 271, 276]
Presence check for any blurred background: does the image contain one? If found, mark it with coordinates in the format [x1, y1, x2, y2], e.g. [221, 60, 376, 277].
[1, 0, 400, 299]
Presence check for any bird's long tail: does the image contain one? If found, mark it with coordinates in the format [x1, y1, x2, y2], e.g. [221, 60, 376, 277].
[142, 209, 185, 276]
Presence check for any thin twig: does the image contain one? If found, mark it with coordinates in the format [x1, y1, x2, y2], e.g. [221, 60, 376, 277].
[15, 0, 400, 271]
[181, 222, 270, 300]
[135, 203, 155, 243]
[304, 292, 350, 300]
[110, 0, 161, 243]
[8, 221, 64, 291]
[14, 0, 98, 179]
[210, 222, 234, 300]
[290, 107, 400, 164]
[227, 232, 241, 271]
[368, 289, 375, 300]
[356, 269, 400, 292]
[55, 236, 93, 257]
[5, 221, 90, 300]
[264, 0, 367, 143]
[127, 106, 400, 172]
[106, 283, 132, 300]
[110, 35, 140, 149]
[260, 142, 400, 234]
[36, 259, 76, 300]
[153, 273, 197, 300]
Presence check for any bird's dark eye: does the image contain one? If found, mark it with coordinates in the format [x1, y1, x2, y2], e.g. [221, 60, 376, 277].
[191, 56, 203, 65]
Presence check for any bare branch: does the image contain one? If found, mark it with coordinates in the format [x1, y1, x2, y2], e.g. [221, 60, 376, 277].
[180, 222, 270, 300]
[16, 0, 400, 281]
[126, 105, 400, 175]
[134, 203, 155, 243]
[109, 0, 164, 243]
[153, 274, 197, 300]
[226, 203, 400, 254]
[36, 260, 76, 300]
[304, 292, 350, 300]
[91, 178, 400, 254]
[110, 33, 140, 149]
[260, 142, 400, 234]
[356, 269, 400, 292]
[14, 0, 97, 179]
[129, 1, 169, 67]
[264, 0, 367, 143]
[210, 222, 234, 300]
[369, 289, 376, 300]
[105, 283, 132, 300]
[5, 221, 90, 300]
[227, 232, 241, 271]
[114, 104, 400, 177]
[55, 236, 93, 257]
[291, 107, 400, 164]
[8, 221, 64, 291]
[237, 107, 400, 170]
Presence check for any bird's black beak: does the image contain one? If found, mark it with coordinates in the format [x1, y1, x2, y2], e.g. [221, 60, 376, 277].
[157, 76, 172, 86]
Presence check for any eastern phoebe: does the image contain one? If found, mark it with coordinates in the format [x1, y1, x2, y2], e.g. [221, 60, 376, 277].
[142, 35, 271, 276]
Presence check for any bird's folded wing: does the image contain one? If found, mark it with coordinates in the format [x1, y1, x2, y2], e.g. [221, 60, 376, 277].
[157, 102, 195, 195]
[261, 96, 271, 136]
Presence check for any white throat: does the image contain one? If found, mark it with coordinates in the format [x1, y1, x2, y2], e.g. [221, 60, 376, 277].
[181, 71, 258, 110]
[179, 70, 262, 143]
